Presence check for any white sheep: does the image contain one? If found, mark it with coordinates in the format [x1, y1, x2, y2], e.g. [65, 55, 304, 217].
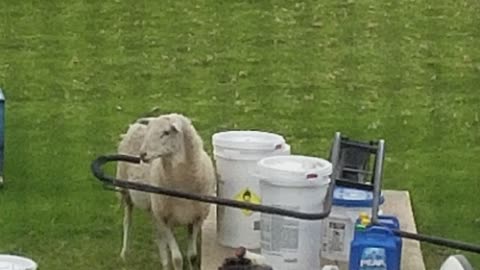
[117, 113, 216, 270]
[116, 119, 154, 260]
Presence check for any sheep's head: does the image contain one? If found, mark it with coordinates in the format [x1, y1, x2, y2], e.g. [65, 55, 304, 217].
[139, 115, 184, 162]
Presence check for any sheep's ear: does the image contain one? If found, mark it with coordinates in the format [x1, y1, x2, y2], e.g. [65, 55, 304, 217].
[171, 122, 181, 133]
[136, 118, 151, 125]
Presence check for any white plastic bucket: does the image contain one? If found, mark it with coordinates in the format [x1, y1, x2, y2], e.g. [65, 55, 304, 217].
[212, 130, 291, 249]
[0, 255, 37, 270]
[257, 155, 332, 270]
[320, 186, 385, 267]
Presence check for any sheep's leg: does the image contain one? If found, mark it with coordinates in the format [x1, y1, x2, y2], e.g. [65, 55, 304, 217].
[165, 227, 183, 270]
[186, 222, 201, 270]
[153, 216, 182, 270]
[153, 225, 171, 269]
[120, 193, 133, 260]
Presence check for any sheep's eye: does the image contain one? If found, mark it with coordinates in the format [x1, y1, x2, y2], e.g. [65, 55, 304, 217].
[163, 130, 170, 136]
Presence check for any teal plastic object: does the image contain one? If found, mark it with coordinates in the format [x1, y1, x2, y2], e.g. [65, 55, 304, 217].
[349, 215, 402, 270]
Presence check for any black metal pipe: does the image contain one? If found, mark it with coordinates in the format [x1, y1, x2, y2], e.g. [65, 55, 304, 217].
[91, 154, 335, 220]
[329, 132, 342, 182]
[90, 154, 480, 254]
[340, 139, 378, 153]
[335, 178, 374, 191]
[393, 229, 480, 254]
[342, 168, 372, 175]
[371, 140, 385, 224]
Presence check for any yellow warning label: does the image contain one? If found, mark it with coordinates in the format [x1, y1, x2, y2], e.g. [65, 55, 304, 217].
[234, 188, 261, 216]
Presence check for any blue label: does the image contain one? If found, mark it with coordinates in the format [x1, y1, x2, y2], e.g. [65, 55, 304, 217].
[359, 247, 387, 270]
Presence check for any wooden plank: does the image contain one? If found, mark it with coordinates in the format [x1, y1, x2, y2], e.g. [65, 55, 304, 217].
[382, 190, 426, 270]
[201, 190, 426, 270]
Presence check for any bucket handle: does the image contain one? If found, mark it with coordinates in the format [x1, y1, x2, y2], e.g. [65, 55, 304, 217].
[306, 171, 319, 180]
[273, 143, 284, 151]
[305, 160, 333, 181]
[305, 167, 332, 181]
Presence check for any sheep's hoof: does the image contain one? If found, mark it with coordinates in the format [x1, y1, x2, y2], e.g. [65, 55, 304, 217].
[172, 257, 183, 270]
[188, 255, 198, 270]
[161, 262, 171, 270]
[120, 250, 127, 261]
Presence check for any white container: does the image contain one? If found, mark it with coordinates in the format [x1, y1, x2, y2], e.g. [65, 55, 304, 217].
[322, 266, 340, 270]
[257, 155, 332, 270]
[0, 255, 37, 270]
[212, 130, 291, 249]
[320, 186, 385, 266]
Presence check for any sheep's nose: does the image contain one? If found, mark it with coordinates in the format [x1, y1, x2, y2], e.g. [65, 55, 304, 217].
[139, 152, 147, 161]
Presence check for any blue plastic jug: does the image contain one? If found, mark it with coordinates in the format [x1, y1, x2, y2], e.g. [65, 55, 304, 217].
[349, 215, 402, 270]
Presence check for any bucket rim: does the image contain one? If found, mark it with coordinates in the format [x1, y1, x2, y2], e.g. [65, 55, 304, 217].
[213, 144, 291, 161]
[212, 130, 286, 151]
[257, 155, 333, 175]
[256, 155, 332, 186]
[0, 254, 37, 270]
[259, 177, 331, 188]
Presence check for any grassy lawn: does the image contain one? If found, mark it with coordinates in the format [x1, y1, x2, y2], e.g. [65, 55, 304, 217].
[0, 0, 479, 269]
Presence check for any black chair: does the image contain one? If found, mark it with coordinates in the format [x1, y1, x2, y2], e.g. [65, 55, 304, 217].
[328, 132, 385, 223]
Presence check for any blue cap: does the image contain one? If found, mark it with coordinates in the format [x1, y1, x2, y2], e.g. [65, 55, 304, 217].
[333, 186, 385, 207]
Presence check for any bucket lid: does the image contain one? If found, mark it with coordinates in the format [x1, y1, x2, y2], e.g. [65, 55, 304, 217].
[257, 155, 332, 186]
[0, 255, 37, 270]
[212, 131, 286, 151]
[333, 187, 385, 208]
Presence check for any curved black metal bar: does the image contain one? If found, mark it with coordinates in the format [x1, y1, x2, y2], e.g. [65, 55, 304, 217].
[90, 154, 480, 254]
[392, 229, 480, 254]
[91, 154, 335, 220]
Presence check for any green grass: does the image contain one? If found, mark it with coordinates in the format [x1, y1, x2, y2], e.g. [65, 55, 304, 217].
[0, 0, 479, 269]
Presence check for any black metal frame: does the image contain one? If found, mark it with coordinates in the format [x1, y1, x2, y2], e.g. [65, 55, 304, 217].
[90, 132, 480, 254]
[328, 132, 385, 223]
[91, 154, 336, 220]
[329, 133, 480, 253]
